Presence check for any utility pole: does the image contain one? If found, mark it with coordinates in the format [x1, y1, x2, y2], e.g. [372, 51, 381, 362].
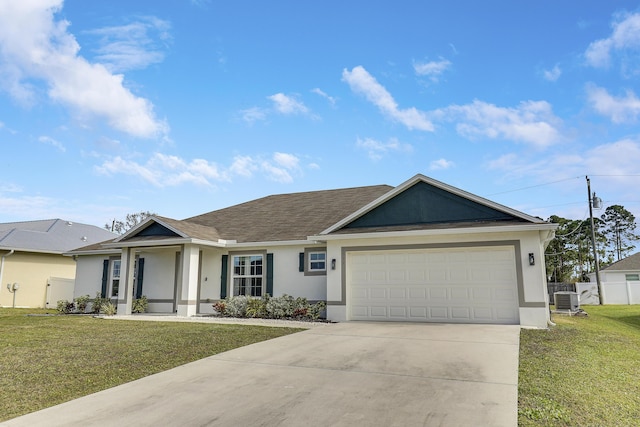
[586, 176, 603, 304]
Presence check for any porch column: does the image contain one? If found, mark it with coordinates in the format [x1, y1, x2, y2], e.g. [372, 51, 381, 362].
[177, 244, 199, 316]
[117, 247, 135, 315]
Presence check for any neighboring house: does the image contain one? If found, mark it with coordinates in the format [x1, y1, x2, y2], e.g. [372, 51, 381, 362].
[69, 174, 557, 328]
[581, 252, 640, 304]
[0, 219, 117, 308]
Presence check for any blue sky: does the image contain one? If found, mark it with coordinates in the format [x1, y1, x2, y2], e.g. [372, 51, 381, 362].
[1, 1, 640, 229]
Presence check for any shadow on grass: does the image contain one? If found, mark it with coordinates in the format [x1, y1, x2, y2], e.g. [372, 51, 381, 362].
[603, 314, 640, 331]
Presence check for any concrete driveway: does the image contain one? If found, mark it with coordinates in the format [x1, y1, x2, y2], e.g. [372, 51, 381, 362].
[3, 322, 520, 427]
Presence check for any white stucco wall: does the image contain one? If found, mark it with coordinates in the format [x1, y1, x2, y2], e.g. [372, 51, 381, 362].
[73, 255, 107, 299]
[271, 245, 327, 300]
[138, 250, 177, 300]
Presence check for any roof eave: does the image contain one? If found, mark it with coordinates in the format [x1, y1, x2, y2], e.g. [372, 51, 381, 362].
[310, 223, 559, 242]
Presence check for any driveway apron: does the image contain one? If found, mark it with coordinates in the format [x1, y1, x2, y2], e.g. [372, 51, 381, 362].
[2, 322, 520, 427]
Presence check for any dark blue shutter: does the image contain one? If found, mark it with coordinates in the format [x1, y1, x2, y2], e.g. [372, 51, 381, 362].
[135, 258, 144, 299]
[299, 252, 305, 272]
[100, 259, 109, 298]
[266, 253, 274, 297]
[220, 255, 228, 299]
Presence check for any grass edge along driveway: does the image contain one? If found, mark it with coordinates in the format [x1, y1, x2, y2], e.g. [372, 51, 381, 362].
[0, 309, 303, 422]
[518, 305, 640, 426]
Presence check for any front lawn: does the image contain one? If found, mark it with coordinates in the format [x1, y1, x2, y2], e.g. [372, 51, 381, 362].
[519, 305, 640, 426]
[0, 308, 303, 422]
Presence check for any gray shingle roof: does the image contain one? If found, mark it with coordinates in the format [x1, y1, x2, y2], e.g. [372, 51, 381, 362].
[184, 185, 393, 242]
[602, 252, 640, 271]
[0, 219, 117, 254]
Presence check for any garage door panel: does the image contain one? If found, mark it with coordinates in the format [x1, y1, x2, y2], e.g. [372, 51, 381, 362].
[409, 288, 427, 299]
[389, 270, 405, 281]
[429, 307, 449, 319]
[409, 307, 427, 318]
[451, 307, 471, 320]
[450, 287, 470, 300]
[370, 306, 387, 317]
[370, 288, 387, 299]
[389, 306, 407, 317]
[472, 288, 492, 300]
[472, 307, 494, 320]
[389, 288, 406, 299]
[370, 271, 386, 282]
[429, 287, 448, 299]
[348, 247, 520, 324]
[409, 270, 426, 281]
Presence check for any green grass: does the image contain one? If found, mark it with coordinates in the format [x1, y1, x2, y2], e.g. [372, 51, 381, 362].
[518, 305, 640, 426]
[0, 308, 303, 422]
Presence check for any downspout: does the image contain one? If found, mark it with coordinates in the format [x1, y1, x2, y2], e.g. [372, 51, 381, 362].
[0, 249, 15, 292]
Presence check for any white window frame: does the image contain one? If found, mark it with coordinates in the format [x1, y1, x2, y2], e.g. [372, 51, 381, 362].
[232, 254, 264, 297]
[626, 273, 640, 281]
[308, 251, 326, 272]
[110, 259, 121, 297]
[304, 247, 327, 276]
[109, 257, 138, 298]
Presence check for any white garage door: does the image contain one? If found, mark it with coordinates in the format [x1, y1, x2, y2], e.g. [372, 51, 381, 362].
[347, 246, 519, 324]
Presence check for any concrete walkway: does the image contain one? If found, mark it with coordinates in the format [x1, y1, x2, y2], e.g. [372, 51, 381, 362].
[3, 321, 520, 427]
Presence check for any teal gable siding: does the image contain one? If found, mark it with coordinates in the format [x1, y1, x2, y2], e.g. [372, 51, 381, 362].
[344, 181, 519, 229]
[134, 223, 180, 238]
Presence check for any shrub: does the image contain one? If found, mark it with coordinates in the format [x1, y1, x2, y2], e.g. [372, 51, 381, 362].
[56, 299, 75, 314]
[266, 294, 296, 318]
[246, 296, 268, 318]
[212, 301, 226, 316]
[74, 295, 91, 313]
[102, 302, 117, 316]
[224, 295, 249, 317]
[132, 296, 148, 313]
[211, 294, 327, 321]
[308, 300, 327, 320]
[91, 293, 109, 314]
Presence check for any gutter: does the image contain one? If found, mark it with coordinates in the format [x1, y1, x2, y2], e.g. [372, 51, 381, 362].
[0, 249, 15, 289]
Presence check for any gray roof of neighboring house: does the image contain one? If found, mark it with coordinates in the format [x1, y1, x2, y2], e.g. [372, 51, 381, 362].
[602, 252, 640, 271]
[0, 219, 117, 254]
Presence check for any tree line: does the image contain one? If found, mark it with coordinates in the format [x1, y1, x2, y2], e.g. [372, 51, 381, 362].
[545, 205, 639, 283]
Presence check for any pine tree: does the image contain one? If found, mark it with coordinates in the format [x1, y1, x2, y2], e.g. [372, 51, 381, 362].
[601, 205, 640, 261]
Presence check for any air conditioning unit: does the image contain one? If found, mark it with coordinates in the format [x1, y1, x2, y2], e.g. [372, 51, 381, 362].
[554, 291, 579, 311]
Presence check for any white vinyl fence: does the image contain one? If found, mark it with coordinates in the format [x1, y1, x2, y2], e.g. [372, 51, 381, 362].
[45, 277, 75, 309]
[576, 281, 640, 305]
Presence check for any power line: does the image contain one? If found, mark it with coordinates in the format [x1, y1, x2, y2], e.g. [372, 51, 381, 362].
[485, 176, 581, 196]
[486, 174, 640, 197]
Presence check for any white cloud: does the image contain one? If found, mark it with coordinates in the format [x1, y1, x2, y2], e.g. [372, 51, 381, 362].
[429, 158, 454, 170]
[38, 135, 65, 152]
[356, 137, 413, 161]
[543, 65, 562, 82]
[487, 139, 640, 183]
[0, 1, 168, 139]
[229, 155, 258, 177]
[240, 107, 267, 125]
[268, 93, 310, 115]
[235, 152, 302, 183]
[585, 11, 640, 69]
[97, 152, 303, 186]
[413, 58, 452, 81]
[342, 66, 434, 131]
[273, 152, 300, 170]
[0, 193, 55, 220]
[85, 17, 171, 73]
[586, 84, 640, 124]
[311, 88, 336, 106]
[434, 99, 563, 148]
